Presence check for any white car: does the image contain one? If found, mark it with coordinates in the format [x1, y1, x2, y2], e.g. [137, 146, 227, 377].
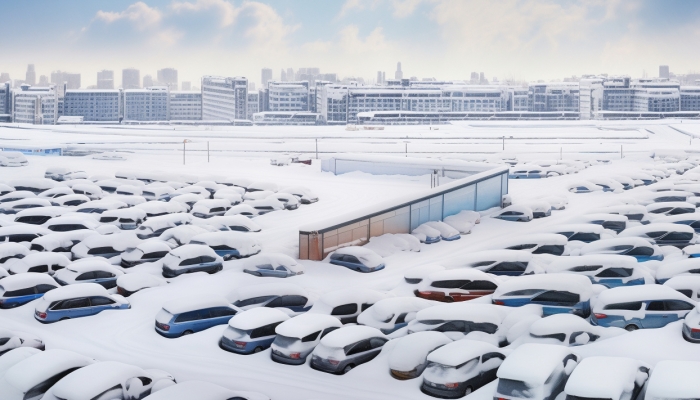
[270, 313, 342, 365]
[412, 224, 442, 244]
[564, 357, 650, 400]
[423, 221, 461, 240]
[0, 152, 28, 167]
[515, 314, 626, 347]
[53, 258, 124, 288]
[0, 330, 44, 355]
[357, 297, 436, 334]
[388, 331, 451, 380]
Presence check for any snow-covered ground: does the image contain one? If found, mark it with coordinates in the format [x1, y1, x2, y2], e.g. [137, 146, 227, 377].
[2, 120, 700, 400]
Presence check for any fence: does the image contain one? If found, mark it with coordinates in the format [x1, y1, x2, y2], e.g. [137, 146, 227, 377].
[299, 166, 508, 260]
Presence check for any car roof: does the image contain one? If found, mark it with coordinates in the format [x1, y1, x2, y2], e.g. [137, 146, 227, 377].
[227, 307, 290, 330]
[427, 340, 500, 367]
[163, 296, 232, 315]
[42, 283, 110, 302]
[51, 361, 144, 400]
[4, 349, 93, 393]
[275, 313, 342, 338]
[565, 357, 646, 399]
[0, 272, 57, 291]
[497, 343, 575, 384]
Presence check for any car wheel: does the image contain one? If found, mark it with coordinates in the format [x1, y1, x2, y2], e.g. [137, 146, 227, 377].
[464, 387, 473, 396]
[625, 324, 638, 332]
[253, 347, 263, 353]
[342, 365, 354, 374]
[182, 330, 194, 336]
[444, 296, 454, 303]
[59, 317, 70, 321]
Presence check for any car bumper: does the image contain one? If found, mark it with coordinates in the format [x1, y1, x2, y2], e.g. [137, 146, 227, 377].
[309, 357, 344, 374]
[219, 337, 260, 354]
[420, 383, 463, 399]
[271, 350, 307, 365]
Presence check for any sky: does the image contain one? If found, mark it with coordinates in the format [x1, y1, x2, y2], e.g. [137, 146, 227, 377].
[1, 0, 700, 88]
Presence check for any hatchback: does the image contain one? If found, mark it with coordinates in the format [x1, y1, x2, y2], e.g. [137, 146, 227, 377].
[70, 232, 142, 260]
[155, 296, 239, 338]
[618, 223, 696, 248]
[270, 314, 342, 365]
[0, 273, 59, 309]
[98, 208, 147, 230]
[53, 259, 123, 289]
[34, 283, 130, 323]
[189, 231, 262, 260]
[406, 303, 505, 341]
[357, 297, 435, 334]
[310, 326, 388, 374]
[0, 242, 30, 264]
[496, 233, 568, 256]
[652, 258, 700, 283]
[492, 274, 593, 317]
[191, 199, 232, 219]
[578, 237, 664, 262]
[328, 246, 385, 273]
[415, 269, 499, 302]
[644, 360, 700, 400]
[6, 253, 70, 276]
[388, 331, 451, 380]
[120, 240, 172, 268]
[220, 307, 290, 354]
[308, 289, 392, 324]
[545, 255, 652, 288]
[564, 357, 650, 400]
[242, 253, 304, 278]
[228, 282, 313, 314]
[421, 340, 504, 398]
[492, 205, 534, 222]
[0, 330, 44, 355]
[161, 245, 224, 278]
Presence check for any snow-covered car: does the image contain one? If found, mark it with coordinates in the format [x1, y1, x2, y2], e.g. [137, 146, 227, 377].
[492, 205, 533, 222]
[116, 272, 167, 297]
[0, 267, 7, 280]
[242, 253, 303, 277]
[98, 208, 147, 230]
[71, 232, 142, 261]
[520, 200, 552, 219]
[6, 252, 70, 275]
[158, 224, 211, 247]
[589, 205, 649, 224]
[590, 284, 696, 331]
[215, 177, 251, 189]
[220, 307, 290, 355]
[655, 259, 700, 284]
[73, 199, 127, 215]
[0, 349, 94, 400]
[189, 231, 262, 260]
[71, 183, 103, 200]
[572, 213, 628, 234]
[243, 190, 275, 201]
[247, 181, 278, 193]
[194, 180, 222, 197]
[13, 206, 69, 226]
[492, 274, 593, 317]
[363, 234, 420, 257]
[0, 330, 44, 356]
[115, 184, 143, 196]
[518, 314, 626, 347]
[682, 304, 700, 343]
[244, 198, 285, 215]
[578, 237, 664, 262]
[142, 380, 269, 400]
[494, 233, 568, 256]
[567, 181, 603, 193]
[563, 357, 650, 400]
[136, 213, 193, 239]
[645, 360, 700, 400]
[41, 361, 173, 400]
[308, 289, 393, 324]
[281, 186, 318, 204]
[0, 224, 49, 243]
[228, 283, 312, 315]
[402, 264, 447, 285]
[141, 185, 175, 201]
[102, 194, 147, 208]
[546, 224, 611, 243]
[412, 224, 443, 243]
[0, 198, 53, 215]
[646, 201, 696, 215]
[224, 204, 259, 218]
[120, 240, 172, 268]
[267, 192, 300, 210]
[161, 245, 223, 278]
[545, 255, 652, 288]
[53, 258, 124, 288]
[415, 269, 499, 303]
[445, 250, 544, 276]
[310, 325, 388, 375]
[0, 273, 59, 309]
[8, 179, 57, 194]
[654, 213, 700, 233]
[388, 331, 451, 380]
[175, 185, 210, 199]
[34, 283, 130, 323]
[664, 275, 700, 300]
[587, 177, 625, 193]
[29, 230, 96, 257]
[191, 199, 232, 219]
[638, 190, 693, 206]
[618, 223, 697, 248]
[421, 340, 504, 398]
[165, 193, 206, 210]
[270, 313, 342, 365]
[213, 189, 243, 205]
[135, 200, 187, 217]
[196, 215, 261, 232]
[0, 190, 36, 204]
[155, 296, 238, 338]
[537, 195, 568, 211]
[44, 215, 99, 232]
[357, 296, 435, 335]
[423, 221, 461, 241]
[495, 343, 579, 400]
[609, 175, 637, 190]
[509, 165, 546, 179]
[328, 246, 385, 273]
[406, 303, 506, 341]
[52, 194, 90, 207]
[0, 183, 14, 196]
[443, 210, 479, 233]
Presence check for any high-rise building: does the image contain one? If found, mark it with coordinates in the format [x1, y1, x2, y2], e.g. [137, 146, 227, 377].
[12, 84, 58, 124]
[169, 91, 202, 120]
[50, 71, 81, 90]
[395, 62, 403, 80]
[63, 89, 121, 122]
[377, 71, 383, 85]
[261, 68, 273, 87]
[470, 72, 479, 84]
[157, 68, 178, 90]
[97, 70, 114, 89]
[143, 75, 154, 88]
[201, 76, 248, 121]
[286, 68, 294, 82]
[181, 81, 192, 91]
[122, 68, 140, 89]
[247, 92, 259, 120]
[660, 65, 670, 79]
[38, 75, 48, 85]
[25, 64, 36, 86]
[266, 81, 309, 112]
[528, 83, 580, 112]
[124, 87, 169, 121]
[0, 73, 10, 83]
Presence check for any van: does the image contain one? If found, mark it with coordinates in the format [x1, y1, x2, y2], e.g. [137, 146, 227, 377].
[220, 308, 290, 354]
[270, 314, 342, 364]
[155, 297, 239, 338]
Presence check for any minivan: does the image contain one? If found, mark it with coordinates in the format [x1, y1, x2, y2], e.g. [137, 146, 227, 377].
[155, 297, 239, 338]
[270, 313, 342, 365]
[492, 274, 593, 317]
[220, 307, 290, 354]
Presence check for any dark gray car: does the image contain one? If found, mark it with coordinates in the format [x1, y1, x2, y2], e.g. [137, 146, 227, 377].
[310, 326, 387, 375]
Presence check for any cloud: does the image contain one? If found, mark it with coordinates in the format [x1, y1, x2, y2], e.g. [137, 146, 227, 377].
[94, 2, 162, 30]
[339, 25, 389, 53]
[150, 27, 185, 47]
[391, 0, 425, 18]
[239, 2, 299, 51]
[170, 0, 239, 28]
[337, 0, 382, 17]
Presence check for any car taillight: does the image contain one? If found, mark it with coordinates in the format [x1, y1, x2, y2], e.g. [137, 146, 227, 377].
[328, 359, 340, 365]
[289, 352, 301, 359]
[36, 311, 47, 319]
[234, 341, 247, 347]
[161, 324, 170, 331]
[445, 383, 459, 389]
[418, 291, 433, 296]
[594, 313, 607, 319]
[494, 300, 505, 305]
[692, 328, 700, 333]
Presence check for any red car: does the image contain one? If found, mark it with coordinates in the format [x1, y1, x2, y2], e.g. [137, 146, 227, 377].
[415, 269, 499, 302]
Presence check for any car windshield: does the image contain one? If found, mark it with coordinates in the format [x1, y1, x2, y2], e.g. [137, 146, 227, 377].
[424, 359, 479, 384]
[497, 378, 538, 399]
[273, 334, 300, 348]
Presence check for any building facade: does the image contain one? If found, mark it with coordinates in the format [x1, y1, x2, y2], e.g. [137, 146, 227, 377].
[157, 68, 178, 90]
[528, 83, 579, 112]
[247, 92, 259, 120]
[97, 70, 114, 89]
[122, 68, 140, 89]
[0, 81, 10, 117]
[681, 87, 700, 111]
[266, 81, 309, 112]
[63, 89, 121, 122]
[169, 91, 202, 120]
[12, 85, 58, 124]
[201, 76, 248, 121]
[123, 87, 169, 121]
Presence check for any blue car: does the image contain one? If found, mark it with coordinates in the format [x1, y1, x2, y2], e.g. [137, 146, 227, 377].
[579, 238, 664, 262]
[161, 245, 224, 278]
[34, 283, 130, 323]
[220, 307, 290, 354]
[0, 273, 59, 309]
[188, 231, 261, 260]
[155, 297, 239, 338]
[229, 282, 313, 314]
[591, 285, 696, 331]
[545, 255, 652, 288]
[492, 274, 593, 317]
[328, 247, 385, 273]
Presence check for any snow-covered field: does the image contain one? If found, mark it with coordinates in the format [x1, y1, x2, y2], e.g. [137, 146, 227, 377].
[3, 120, 700, 400]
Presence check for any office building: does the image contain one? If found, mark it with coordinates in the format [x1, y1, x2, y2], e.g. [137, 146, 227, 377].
[286, 68, 294, 82]
[38, 75, 48, 85]
[169, 91, 201, 120]
[395, 62, 403, 80]
[0, 73, 10, 83]
[50, 71, 81, 90]
[247, 92, 259, 120]
[25, 64, 36, 86]
[266, 81, 309, 112]
[201, 76, 248, 121]
[528, 83, 580, 112]
[63, 89, 121, 122]
[97, 70, 114, 89]
[681, 87, 700, 111]
[143, 75, 154, 88]
[660, 65, 670, 79]
[123, 87, 169, 121]
[157, 68, 178, 90]
[261, 68, 272, 87]
[122, 68, 140, 89]
[0, 81, 10, 117]
[12, 84, 58, 124]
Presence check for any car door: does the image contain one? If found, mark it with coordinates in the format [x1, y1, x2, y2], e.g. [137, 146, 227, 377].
[641, 301, 668, 328]
[480, 352, 505, 386]
[64, 297, 93, 318]
[531, 291, 581, 315]
[346, 339, 374, 364]
[196, 308, 215, 330]
[460, 280, 498, 300]
[341, 255, 362, 271]
[93, 270, 117, 289]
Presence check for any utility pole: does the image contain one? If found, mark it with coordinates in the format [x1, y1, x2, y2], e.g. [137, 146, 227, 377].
[502, 136, 505, 151]
[183, 139, 190, 165]
[405, 141, 408, 157]
[315, 138, 318, 159]
[207, 141, 210, 163]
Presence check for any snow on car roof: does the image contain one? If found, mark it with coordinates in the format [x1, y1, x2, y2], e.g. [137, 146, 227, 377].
[31, 230, 96, 248]
[42, 283, 110, 302]
[646, 360, 700, 398]
[65, 258, 120, 273]
[141, 213, 193, 227]
[207, 215, 260, 228]
[169, 244, 218, 258]
[311, 289, 390, 309]
[491, 233, 568, 249]
[0, 242, 30, 258]
[51, 361, 144, 399]
[45, 215, 99, 226]
[135, 239, 172, 253]
[189, 231, 260, 247]
[404, 264, 446, 279]
[0, 272, 57, 292]
[567, 181, 601, 190]
[493, 274, 593, 299]
[9, 252, 70, 267]
[117, 272, 166, 292]
[142, 381, 262, 400]
[423, 221, 460, 236]
[388, 331, 451, 371]
[192, 198, 231, 211]
[226, 204, 258, 214]
[663, 274, 700, 290]
[416, 303, 506, 324]
[424, 268, 499, 284]
[545, 224, 604, 234]
[249, 253, 299, 268]
[579, 237, 656, 255]
[497, 343, 575, 384]
[529, 314, 595, 336]
[100, 207, 147, 218]
[545, 254, 638, 273]
[427, 340, 499, 367]
[331, 246, 384, 268]
[78, 231, 141, 249]
[248, 181, 279, 192]
[656, 213, 700, 223]
[595, 284, 693, 306]
[229, 282, 307, 302]
[15, 206, 67, 217]
[76, 199, 128, 209]
[0, 348, 42, 378]
[0, 224, 50, 235]
[319, 325, 385, 348]
[364, 234, 415, 257]
[367, 297, 435, 321]
[163, 296, 232, 315]
[647, 201, 696, 211]
[565, 357, 645, 400]
[619, 223, 695, 237]
[5, 349, 93, 393]
[589, 204, 647, 214]
[228, 307, 289, 330]
[654, 259, 700, 281]
[275, 313, 342, 339]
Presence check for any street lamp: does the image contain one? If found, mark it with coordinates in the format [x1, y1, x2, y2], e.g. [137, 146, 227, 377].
[183, 139, 191, 165]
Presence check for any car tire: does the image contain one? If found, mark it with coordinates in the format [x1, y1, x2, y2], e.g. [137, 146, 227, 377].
[343, 364, 354, 374]
[253, 347, 263, 353]
[464, 387, 473, 396]
[625, 324, 638, 332]
[59, 317, 70, 321]
[182, 330, 194, 336]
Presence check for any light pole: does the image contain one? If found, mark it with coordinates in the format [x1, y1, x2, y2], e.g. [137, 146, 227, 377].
[183, 139, 191, 165]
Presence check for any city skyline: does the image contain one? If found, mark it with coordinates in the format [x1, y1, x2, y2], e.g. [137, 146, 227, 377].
[2, 0, 700, 87]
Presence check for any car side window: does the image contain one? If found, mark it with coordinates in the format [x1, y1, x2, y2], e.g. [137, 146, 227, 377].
[461, 280, 498, 290]
[320, 327, 338, 338]
[665, 300, 694, 311]
[346, 339, 372, 355]
[482, 352, 506, 363]
[92, 384, 123, 400]
[201, 256, 216, 263]
[90, 296, 116, 306]
[331, 303, 358, 316]
[234, 296, 275, 308]
[3, 287, 37, 297]
[211, 307, 238, 318]
[138, 376, 152, 385]
[35, 284, 57, 294]
[93, 271, 115, 279]
[595, 268, 633, 278]
[531, 290, 580, 305]
[144, 251, 169, 259]
[301, 330, 321, 343]
[76, 271, 96, 280]
[432, 280, 470, 289]
[677, 289, 693, 298]
[24, 367, 81, 400]
[369, 337, 387, 349]
[604, 301, 643, 311]
[175, 310, 202, 323]
[257, 264, 274, 270]
[489, 262, 527, 272]
[250, 322, 281, 339]
[395, 312, 409, 324]
[28, 265, 49, 273]
[180, 257, 201, 266]
[63, 297, 90, 309]
[344, 255, 360, 264]
[646, 301, 666, 311]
